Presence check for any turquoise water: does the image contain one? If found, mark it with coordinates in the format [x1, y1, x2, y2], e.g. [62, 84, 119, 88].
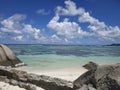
[6, 45, 120, 70]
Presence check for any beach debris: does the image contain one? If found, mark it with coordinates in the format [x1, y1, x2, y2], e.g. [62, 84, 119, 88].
[0, 44, 25, 67]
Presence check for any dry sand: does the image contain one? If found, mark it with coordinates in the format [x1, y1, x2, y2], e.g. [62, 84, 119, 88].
[0, 82, 44, 90]
[17, 66, 87, 81]
[0, 82, 25, 90]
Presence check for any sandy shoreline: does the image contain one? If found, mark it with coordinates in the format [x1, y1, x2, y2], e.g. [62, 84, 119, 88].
[0, 82, 44, 90]
[0, 82, 25, 90]
[16, 66, 88, 81]
[0, 66, 87, 90]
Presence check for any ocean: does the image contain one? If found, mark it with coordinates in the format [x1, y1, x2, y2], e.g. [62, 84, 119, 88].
[6, 44, 120, 70]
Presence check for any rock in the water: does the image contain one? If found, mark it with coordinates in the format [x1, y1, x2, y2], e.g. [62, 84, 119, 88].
[0, 44, 24, 67]
[74, 63, 120, 90]
[83, 61, 98, 70]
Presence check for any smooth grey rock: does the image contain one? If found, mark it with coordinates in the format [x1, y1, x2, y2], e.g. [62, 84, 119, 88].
[88, 86, 96, 90]
[0, 44, 24, 67]
[27, 74, 73, 90]
[0, 67, 73, 90]
[74, 63, 120, 90]
[95, 64, 120, 90]
[10, 69, 28, 82]
[73, 69, 96, 89]
[83, 61, 98, 70]
[0, 76, 7, 81]
[75, 84, 96, 90]
[18, 82, 27, 89]
[26, 84, 36, 90]
[18, 82, 36, 90]
[9, 79, 19, 86]
[0, 68, 13, 78]
[77, 85, 89, 90]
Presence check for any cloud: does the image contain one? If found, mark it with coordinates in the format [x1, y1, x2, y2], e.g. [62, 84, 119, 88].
[96, 26, 120, 41]
[48, 0, 120, 42]
[1, 14, 26, 34]
[0, 14, 63, 44]
[13, 35, 23, 41]
[56, 0, 85, 16]
[79, 12, 106, 29]
[0, 14, 45, 42]
[79, 12, 120, 41]
[23, 24, 42, 40]
[36, 9, 50, 15]
[50, 34, 61, 42]
[47, 15, 89, 39]
[1, 0, 120, 44]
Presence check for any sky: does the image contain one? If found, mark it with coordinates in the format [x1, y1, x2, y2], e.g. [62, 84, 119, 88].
[0, 0, 120, 45]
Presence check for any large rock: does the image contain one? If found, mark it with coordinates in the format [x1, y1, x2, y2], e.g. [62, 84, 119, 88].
[0, 67, 73, 90]
[95, 64, 120, 90]
[73, 69, 96, 89]
[74, 63, 120, 90]
[27, 74, 73, 90]
[0, 44, 24, 67]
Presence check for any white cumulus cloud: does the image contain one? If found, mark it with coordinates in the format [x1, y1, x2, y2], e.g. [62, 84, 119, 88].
[47, 15, 89, 39]
[56, 0, 85, 16]
[23, 24, 42, 40]
[50, 34, 61, 42]
[1, 0, 120, 44]
[0, 14, 63, 43]
[1, 14, 26, 34]
[0, 14, 44, 42]
[48, 0, 120, 42]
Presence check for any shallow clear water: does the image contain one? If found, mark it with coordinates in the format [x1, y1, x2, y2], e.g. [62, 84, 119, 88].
[6, 44, 120, 70]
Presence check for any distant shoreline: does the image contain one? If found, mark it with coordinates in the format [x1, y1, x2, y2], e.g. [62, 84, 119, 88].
[4, 43, 120, 46]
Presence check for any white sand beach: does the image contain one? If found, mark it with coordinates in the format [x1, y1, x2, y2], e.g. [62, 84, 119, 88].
[16, 66, 88, 81]
[0, 82, 25, 90]
[0, 67, 87, 90]
[0, 82, 44, 90]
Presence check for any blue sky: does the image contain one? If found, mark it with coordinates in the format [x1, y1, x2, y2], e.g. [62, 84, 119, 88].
[0, 0, 120, 45]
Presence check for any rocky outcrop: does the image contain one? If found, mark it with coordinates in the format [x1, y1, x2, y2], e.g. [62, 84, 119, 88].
[73, 63, 120, 90]
[73, 69, 96, 90]
[83, 61, 98, 70]
[95, 64, 120, 90]
[1, 62, 120, 90]
[0, 76, 36, 90]
[0, 66, 73, 90]
[0, 44, 24, 67]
